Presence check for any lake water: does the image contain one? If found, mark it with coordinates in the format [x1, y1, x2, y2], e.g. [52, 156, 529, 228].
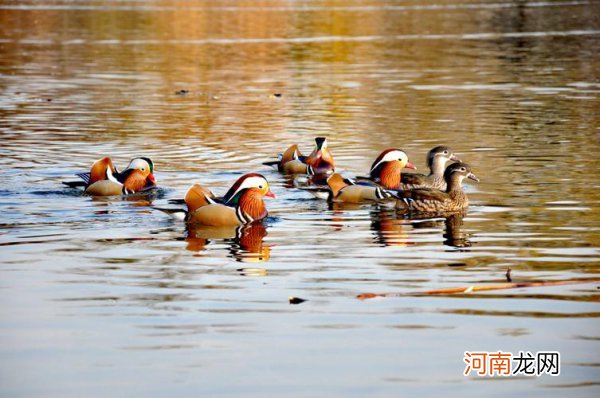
[1, 0, 599, 396]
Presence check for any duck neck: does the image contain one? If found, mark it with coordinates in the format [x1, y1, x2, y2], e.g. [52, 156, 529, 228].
[379, 161, 402, 190]
[430, 157, 446, 177]
[446, 175, 464, 197]
[238, 189, 268, 221]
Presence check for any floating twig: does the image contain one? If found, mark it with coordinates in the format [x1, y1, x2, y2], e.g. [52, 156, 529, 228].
[357, 278, 600, 300]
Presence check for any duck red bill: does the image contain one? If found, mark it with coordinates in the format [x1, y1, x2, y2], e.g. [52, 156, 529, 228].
[147, 173, 156, 184]
[266, 190, 276, 198]
[405, 162, 417, 170]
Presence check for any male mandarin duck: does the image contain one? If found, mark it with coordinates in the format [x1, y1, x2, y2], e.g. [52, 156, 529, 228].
[263, 137, 335, 175]
[400, 146, 461, 190]
[165, 173, 275, 226]
[396, 162, 479, 213]
[360, 148, 417, 190]
[63, 156, 156, 196]
[323, 173, 396, 204]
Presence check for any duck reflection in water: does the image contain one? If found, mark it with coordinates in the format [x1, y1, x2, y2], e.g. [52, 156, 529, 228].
[406, 211, 471, 248]
[371, 210, 470, 248]
[185, 222, 270, 262]
[370, 209, 410, 247]
[442, 212, 470, 248]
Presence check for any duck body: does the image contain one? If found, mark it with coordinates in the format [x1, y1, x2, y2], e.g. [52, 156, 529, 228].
[65, 156, 156, 196]
[400, 146, 460, 190]
[173, 174, 275, 227]
[326, 173, 395, 204]
[396, 162, 478, 213]
[263, 137, 335, 176]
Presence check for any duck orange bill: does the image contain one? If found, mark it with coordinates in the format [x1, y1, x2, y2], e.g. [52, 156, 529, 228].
[265, 190, 276, 198]
[405, 162, 417, 170]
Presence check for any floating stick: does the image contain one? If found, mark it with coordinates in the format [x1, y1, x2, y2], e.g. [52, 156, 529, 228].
[356, 278, 600, 300]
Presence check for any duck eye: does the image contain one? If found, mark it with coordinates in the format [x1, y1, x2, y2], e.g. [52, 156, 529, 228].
[141, 168, 145, 171]
[460, 167, 466, 171]
[259, 185, 263, 189]
[444, 151, 448, 154]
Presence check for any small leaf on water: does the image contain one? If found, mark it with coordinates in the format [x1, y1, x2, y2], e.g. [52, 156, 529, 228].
[356, 293, 379, 300]
[288, 296, 307, 305]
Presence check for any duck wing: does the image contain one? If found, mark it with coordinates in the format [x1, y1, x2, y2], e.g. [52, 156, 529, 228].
[403, 188, 449, 202]
[400, 173, 429, 187]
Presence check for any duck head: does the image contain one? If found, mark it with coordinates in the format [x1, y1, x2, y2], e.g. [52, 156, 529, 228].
[223, 173, 276, 204]
[369, 149, 416, 189]
[125, 157, 155, 178]
[428, 146, 461, 175]
[223, 173, 275, 223]
[305, 137, 335, 173]
[120, 157, 156, 193]
[443, 162, 479, 190]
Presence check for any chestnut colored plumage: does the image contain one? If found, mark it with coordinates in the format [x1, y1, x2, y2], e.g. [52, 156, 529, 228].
[183, 174, 275, 226]
[400, 146, 461, 190]
[396, 162, 479, 213]
[263, 137, 335, 175]
[68, 156, 157, 196]
[326, 173, 395, 204]
[365, 148, 417, 190]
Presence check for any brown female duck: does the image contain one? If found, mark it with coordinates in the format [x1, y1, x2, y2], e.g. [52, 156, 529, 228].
[400, 146, 460, 190]
[396, 162, 479, 213]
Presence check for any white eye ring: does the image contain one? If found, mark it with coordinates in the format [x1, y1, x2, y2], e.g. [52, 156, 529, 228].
[460, 167, 466, 172]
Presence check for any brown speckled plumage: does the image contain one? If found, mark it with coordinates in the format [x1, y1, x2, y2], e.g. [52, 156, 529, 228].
[396, 162, 478, 213]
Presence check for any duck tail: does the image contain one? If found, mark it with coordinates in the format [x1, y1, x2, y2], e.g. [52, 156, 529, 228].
[154, 207, 187, 221]
[262, 160, 281, 167]
[62, 180, 87, 188]
[75, 172, 91, 185]
[168, 198, 186, 205]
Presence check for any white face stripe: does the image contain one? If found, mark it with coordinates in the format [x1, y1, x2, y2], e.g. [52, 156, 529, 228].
[126, 158, 150, 171]
[106, 166, 122, 185]
[229, 176, 268, 198]
[321, 139, 328, 150]
[371, 150, 407, 172]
